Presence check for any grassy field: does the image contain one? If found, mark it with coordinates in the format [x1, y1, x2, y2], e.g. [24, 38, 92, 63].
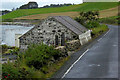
[15, 12, 80, 19]
[15, 6, 118, 20]
[99, 6, 118, 18]
[1, 2, 119, 19]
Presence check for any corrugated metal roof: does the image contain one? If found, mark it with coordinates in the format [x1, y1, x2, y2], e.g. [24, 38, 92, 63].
[61, 16, 88, 32]
[52, 16, 88, 35]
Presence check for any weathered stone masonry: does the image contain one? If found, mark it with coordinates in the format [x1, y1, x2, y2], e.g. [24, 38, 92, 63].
[19, 16, 91, 51]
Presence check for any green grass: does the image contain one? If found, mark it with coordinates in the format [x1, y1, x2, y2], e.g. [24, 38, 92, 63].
[91, 24, 109, 37]
[1, 2, 119, 19]
[99, 16, 120, 25]
[18, 56, 69, 78]
[100, 16, 120, 20]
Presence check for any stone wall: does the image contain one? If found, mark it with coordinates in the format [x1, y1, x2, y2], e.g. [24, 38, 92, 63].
[55, 46, 68, 57]
[19, 17, 78, 51]
[55, 40, 81, 56]
[66, 40, 81, 51]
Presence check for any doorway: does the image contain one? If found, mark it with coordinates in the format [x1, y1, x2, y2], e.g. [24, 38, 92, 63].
[61, 33, 65, 46]
[55, 35, 59, 46]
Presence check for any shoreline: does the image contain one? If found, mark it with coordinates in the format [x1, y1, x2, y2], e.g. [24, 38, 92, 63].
[0, 22, 35, 27]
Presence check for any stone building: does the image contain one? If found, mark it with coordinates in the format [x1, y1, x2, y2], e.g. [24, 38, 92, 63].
[19, 16, 91, 51]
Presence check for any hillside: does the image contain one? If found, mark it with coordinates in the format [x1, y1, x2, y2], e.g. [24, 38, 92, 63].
[99, 6, 118, 18]
[1, 2, 119, 19]
[14, 6, 118, 20]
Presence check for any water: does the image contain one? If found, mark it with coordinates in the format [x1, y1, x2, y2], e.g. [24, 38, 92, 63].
[0, 25, 33, 46]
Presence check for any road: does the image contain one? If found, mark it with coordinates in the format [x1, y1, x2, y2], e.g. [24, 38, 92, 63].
[62, 25, 118, 78]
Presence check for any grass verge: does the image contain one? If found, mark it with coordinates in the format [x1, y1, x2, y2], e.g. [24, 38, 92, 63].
[44, 56, 70, 78]
[91, 24, 109, 38]
[99, 16, 119, 25]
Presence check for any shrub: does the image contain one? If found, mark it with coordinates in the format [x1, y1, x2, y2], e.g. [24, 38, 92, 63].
[74, 16, 86, 25]
[75, 10, 99, 23]
[1, 45, 10, 54]
[1, 45, 19, 54]
[2, 63, 29, 79]
[18, 43, 60, 70]
[85, 21, 100, 29]
[9, 47, 19, 55]
[74, 10, 108, 38]
[2, 44, 67, 78]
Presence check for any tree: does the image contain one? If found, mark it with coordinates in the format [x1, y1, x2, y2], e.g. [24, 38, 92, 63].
[75, 10, 99, 25]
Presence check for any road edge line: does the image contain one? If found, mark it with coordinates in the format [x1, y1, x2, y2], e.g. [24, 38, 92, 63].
[98, 29, 110, 41]
[62, 49, 89, 78]
[104, 29, 110, 37]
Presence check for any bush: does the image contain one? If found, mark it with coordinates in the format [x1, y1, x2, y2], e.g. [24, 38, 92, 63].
[74, 16, 86, 25]
[2, 45, 10, 54]
[1, 45, 19, 54]
[18, 43, 61, 70]
[74, 10, 108, 38]
[9, 47, 19, 55]
[2, 44, 68, 78]
[2, 63, 29, 79]
[85, 21, 100, 29]
[75, 10, 99, 25]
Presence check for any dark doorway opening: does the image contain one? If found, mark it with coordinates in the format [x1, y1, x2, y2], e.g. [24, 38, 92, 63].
[55, 35, 59, 46]
[61, 33, 65, 46]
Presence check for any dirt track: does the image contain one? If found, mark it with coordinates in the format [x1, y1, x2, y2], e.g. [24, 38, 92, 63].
[15, 12, 80, 20]
[99, 6, 118, 18]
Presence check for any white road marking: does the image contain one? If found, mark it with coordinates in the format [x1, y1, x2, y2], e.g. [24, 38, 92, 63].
[98, 38, 102, 41]
[104, 29, 110, 37]
[113, 45, 117, 47]
[62, 49, 89, 78]
[98, 29, 110, 42]
[97, 64, 101, 67]
[88, 64, 101, 67]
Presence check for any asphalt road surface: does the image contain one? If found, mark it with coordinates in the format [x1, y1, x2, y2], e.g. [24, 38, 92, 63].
[63, 25, 118, 78]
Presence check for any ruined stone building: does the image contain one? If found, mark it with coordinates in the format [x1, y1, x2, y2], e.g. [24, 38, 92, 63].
[19, 16, 91, 50]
